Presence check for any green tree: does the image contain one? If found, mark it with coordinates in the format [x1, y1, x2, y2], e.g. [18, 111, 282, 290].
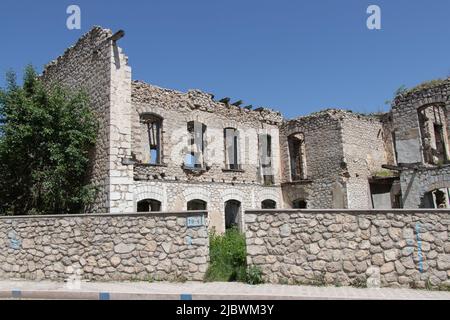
[0, 65, 98, 215]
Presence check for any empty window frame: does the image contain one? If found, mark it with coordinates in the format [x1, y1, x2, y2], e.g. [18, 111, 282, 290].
[187, 199, 207, 211]
[423, 188, 450, 209]
[224, 128, 241, 170]
[137, 199, 162, 212]
[418, 104, 449, 165]
[261, 199, 277, 209]
[288, 133, 307, 181]
[292, 199, 307, 209]
[259, 134, 274, 185]
[391, 131, 398, 165]
[186, 121, 206, 168]
[141, 114, 162, 165]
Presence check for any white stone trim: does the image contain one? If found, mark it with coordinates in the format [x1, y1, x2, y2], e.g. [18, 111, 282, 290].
[182, 187, 211, 210]
[256, 188, 281, 209]
[134, 185, 166, 211]
[221, 188, 245, 204]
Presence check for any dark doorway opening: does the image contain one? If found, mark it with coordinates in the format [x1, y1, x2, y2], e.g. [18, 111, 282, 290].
[225, 200, 241, 230]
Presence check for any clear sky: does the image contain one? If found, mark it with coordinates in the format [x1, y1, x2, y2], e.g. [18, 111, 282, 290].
[1, 0, 450, 118]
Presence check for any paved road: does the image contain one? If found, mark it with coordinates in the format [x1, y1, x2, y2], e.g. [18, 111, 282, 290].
[0, 280, 449, 300]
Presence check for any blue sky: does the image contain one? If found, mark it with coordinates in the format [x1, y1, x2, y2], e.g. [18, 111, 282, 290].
[1, 0, 450, 118]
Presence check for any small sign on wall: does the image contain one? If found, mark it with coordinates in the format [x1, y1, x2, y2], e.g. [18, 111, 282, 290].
[186, 216, 204, 228]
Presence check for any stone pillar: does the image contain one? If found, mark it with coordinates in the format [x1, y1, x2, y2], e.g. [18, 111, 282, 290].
[108, 44, 134, 213]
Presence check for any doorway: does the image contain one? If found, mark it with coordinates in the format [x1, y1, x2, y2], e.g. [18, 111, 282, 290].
[225, 200, 242, 230]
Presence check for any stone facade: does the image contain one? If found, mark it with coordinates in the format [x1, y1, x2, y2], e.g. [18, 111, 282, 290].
[280, 110, 390, 210]
[41, 26, 134, 214]
[130, 82, 283, 231]
[0, 212, 209, 281]
[388, 81, 450, 209]
[246, 210, 450, 289]
[36, 26, 450, 230]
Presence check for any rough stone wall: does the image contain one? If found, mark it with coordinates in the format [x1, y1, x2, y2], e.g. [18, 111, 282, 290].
[392, 82, 450, 165]
[134, 181, 281, 233]
[40, 26, 133, 213]
[279, 110, 347, 209]
[130, 82, 283, 231]
[391, 82, 450, 208]
[341, 113, 387, 209]
[246, 210, 450, 289]
[0, 212, 209, 282]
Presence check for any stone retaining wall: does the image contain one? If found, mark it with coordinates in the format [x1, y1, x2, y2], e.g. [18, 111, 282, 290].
[245, 210, 450, 289]
[0, 212, 209, 282]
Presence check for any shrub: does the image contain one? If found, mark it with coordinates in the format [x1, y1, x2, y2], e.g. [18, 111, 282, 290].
[205, 227, 264, 284]
[246, 266, 264, 285]
[205, 227, 247, 282]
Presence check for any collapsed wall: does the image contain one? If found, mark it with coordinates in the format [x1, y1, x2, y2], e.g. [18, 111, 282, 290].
[341, 112, 389, 209]
[280, 110, 347, 209]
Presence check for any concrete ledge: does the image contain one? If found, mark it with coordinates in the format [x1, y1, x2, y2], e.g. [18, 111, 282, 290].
[0, 210, 208, 220]
[244, 209, 450, 214]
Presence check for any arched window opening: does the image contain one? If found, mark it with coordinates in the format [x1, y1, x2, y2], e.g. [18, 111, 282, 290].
[423, 188, 450, 209]
[187, 199, 207, 211]
[261, 199, 276, 209]
[137, 199, 162, 212]
[292, 199, 307, 209]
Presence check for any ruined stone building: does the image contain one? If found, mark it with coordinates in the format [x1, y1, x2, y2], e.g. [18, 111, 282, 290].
[39, 27, 450, 232]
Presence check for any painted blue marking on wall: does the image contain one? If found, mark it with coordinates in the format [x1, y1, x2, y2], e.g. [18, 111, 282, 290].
[415, 223, 424, 273]
[187, 216, 204, 228]
[99, 292, 110, 300]
[8, 231, 21, 250]
[180, 294, 192, 300]
[186, 236, 193, 245]
[11, 290, 21, 298]
[10, 239, 21, 250]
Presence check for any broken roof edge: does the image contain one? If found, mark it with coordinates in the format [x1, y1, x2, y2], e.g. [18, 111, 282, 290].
[42, 26, 114, 76]
[393, 78, 450, 105]
[131, 80, 284, 120]
[284, 108, 386, 124]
